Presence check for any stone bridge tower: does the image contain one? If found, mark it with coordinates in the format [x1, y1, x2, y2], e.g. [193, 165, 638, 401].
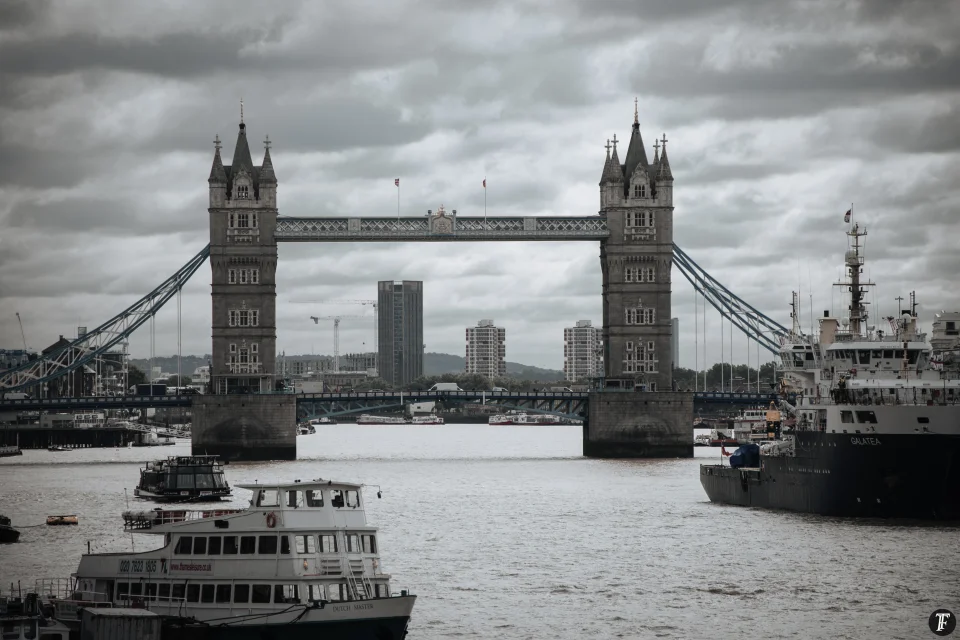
[207, 117, 278, 395]
[598, 106, 674, 392]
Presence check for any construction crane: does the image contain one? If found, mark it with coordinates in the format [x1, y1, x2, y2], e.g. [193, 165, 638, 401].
[310, 315, 372, 373]
[301, 300, 378, 358]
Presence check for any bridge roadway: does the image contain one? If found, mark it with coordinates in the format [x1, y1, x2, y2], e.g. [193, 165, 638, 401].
[0, 390, 778, 417]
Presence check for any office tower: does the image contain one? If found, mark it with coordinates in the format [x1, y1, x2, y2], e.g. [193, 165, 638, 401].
[564, 320, 603, 382]
[377, 281, 423, 386]
[465, 320, 506, 378]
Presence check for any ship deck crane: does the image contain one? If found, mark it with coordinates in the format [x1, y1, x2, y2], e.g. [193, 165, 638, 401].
[310, 315, 372, 373]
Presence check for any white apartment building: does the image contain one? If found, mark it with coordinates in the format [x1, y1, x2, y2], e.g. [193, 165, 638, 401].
[465, 319, 506, 378]
[564, 320, 603, 382]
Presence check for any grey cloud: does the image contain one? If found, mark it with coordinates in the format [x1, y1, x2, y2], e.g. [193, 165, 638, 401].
[0, 0, 50, 31]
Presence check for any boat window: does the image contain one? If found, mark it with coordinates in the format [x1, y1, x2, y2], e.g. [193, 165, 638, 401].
[159, 584, 171, 600]
[805, 352, 814, 361]
[216, 584, 231, 603]
[883, 350, 893, 358]
[116, 583, 129, 600]
[908, 350, 919, 364]
[330, 490, 345, 508]
[286, 491, 301, 508]
[223, 536, 238, 555]
[858, 350, 870, 365]
[872, 350, 882, 359]
[196, 474, 215, 490]
[200, 584, 215, 603]
[172, 584, 185, 601]
[130, 582, 143, 596]
[208, 536, 221, 555]
[362, 534, 377, 554]
[256, 490, 280, 507]
[258, 536, 278, 555]
[319, 534, 337, 553]
[240, 536, 256, 554]
[895, 350, 904, 359]
[177, 473, 195, 489]
[305, 490, 323, 507]
[327, 583, 344, 601]
[375, 584, 389, 598]
[855, 410, 878, 424]
[275, 584, 300, 604]
[193, 536, 207, 555]
[186, 584, 200, 603]
[175, 536, 193, 555]
[295, 535, 316, 554]
[840, 411, 855, 424]
[280, 535, 290, 555]
[918, 417, 930, 424]
[308, 584, 325, 601]
[213, 472, 227, 488]
[234, 584, 249, 604]
[251, 585, 271, 604]
[145, 583, 157, 600]
[345, 534, 360, 552]
[345, 491, 360, 508]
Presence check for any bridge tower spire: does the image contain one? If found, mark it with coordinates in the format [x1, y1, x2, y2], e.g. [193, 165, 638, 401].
[598, 105, 674, 392]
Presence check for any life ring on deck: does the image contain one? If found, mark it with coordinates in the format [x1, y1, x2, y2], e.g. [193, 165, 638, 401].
[266, 512, 277, 528]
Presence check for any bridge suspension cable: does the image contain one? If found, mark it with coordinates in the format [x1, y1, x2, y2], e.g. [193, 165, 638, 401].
[672, 244, 789, 355]
[0, 245, 211, 392]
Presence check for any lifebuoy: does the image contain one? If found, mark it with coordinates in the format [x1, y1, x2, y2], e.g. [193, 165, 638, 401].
[266, 512, 277, 528]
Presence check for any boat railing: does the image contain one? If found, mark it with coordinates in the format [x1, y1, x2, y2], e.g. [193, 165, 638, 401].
[122, 508, 246, 530]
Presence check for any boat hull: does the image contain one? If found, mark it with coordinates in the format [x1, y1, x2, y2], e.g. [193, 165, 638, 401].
[700, 431, 960, 519]
[165, 614, 412, 640]
[0, 525, 20, 543]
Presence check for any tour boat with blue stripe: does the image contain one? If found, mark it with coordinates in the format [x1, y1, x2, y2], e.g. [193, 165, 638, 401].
[65, 479, 415, 638]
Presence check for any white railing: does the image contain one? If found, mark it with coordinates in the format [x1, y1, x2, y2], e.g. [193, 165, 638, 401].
[123, 508, 246, 530]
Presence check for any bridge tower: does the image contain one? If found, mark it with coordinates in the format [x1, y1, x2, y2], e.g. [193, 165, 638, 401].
[598, 105, 674, 391]
[585, 104, 691, 458]
[193, 113, 295, 461]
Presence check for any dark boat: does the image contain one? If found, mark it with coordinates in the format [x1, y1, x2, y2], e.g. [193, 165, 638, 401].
[134, 455, 231, 502]
[0, 514, 21, 543]
[701, 222, 960, 519]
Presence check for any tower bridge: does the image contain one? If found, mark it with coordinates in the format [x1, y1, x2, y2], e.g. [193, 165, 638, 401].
[0, 107, 790, 461]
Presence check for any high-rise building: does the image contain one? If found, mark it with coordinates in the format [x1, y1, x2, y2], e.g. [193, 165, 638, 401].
[671, 318, 679, 369]
[465, 320, 506, 378]
[564, 320, 603, 382]
[377, 281, 423, 387]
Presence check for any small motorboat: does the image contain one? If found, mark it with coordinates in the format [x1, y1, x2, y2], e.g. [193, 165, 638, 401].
[134, 455, 232, 502]
[46, 515, 79, 526]
[0, 514, 20, 543]
[47, 445, 71, 452]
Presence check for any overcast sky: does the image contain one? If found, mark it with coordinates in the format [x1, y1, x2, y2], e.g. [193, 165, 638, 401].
[1, 0, 958, 372]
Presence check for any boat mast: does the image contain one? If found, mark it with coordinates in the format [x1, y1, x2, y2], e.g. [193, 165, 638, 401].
[834, 222, 874, 337]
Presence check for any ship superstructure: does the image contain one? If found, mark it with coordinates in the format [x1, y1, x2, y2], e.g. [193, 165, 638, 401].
[701, 222, 960, 519]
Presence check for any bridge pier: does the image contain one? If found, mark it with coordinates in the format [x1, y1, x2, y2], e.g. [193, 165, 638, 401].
[584, 391, 693, 458]
[191, 395, 296, 461]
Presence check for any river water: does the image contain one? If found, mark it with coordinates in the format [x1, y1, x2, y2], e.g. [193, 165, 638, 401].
[0, 425, 955, 639]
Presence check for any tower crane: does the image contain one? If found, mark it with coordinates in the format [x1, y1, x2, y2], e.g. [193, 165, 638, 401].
[302, 300, 378, 361]
[309, 315, 372, 373]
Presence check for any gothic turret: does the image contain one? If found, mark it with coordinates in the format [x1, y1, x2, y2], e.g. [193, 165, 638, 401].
[600, 137, 624, 208]
[208, 136, 227, 207]
[656, 134, 673, 206]
[258, 137, 277, 207]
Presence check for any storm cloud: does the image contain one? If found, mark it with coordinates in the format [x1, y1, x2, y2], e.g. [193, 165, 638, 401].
[0, 0, 958, 371]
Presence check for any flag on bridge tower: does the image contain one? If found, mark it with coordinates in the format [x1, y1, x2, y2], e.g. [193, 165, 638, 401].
[482, 178, 486, 188]
[844, 207, 851, 223]
[395, 178, 399, 187]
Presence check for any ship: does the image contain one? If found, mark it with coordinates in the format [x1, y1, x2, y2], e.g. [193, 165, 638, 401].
[134, 455, 232, 502]
[701, 221, 960, 519]
[355, 415, 407, 425]
[411, 415, 444, 425]
[55, 478, 415, 638]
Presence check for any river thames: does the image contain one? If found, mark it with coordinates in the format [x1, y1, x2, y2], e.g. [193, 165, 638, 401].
[0, 424, 955, 639]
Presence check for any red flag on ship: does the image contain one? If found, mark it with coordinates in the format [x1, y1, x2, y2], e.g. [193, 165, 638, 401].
[395, 178, 400, 187]
[843, 208, 851, 223]
[721, 445, 731, 457]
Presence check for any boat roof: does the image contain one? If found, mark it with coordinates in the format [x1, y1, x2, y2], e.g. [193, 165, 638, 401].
[236, 478, 363, 491]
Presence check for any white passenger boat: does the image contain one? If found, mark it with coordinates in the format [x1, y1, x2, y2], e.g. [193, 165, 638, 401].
[67, 479, 415, 638]
[355, 415, 407, 425]
[411, 415, 444, 425]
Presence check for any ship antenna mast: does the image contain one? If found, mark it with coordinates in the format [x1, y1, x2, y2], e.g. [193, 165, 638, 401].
[833, 220, 874, 337]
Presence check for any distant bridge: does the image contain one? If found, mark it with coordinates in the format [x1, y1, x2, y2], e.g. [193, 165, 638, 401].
[0, 390, 780, 418]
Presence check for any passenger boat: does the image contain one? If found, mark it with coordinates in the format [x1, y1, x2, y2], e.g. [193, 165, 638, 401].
[488, 413, 514, 425]
[298, 424, 317, 435]
[701, 222, 960, 519]
[134, 455, 232, 502]
[694, 434, 711, 447]
[311, 417, 338, 426]
[47, 445, 70, 452]
[411, 415, 444, 425]
[0, 514, 20, 543]
[67, 479, 415, 638]
[0, 445, 21, 457]
[355, 415, 407, 425]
